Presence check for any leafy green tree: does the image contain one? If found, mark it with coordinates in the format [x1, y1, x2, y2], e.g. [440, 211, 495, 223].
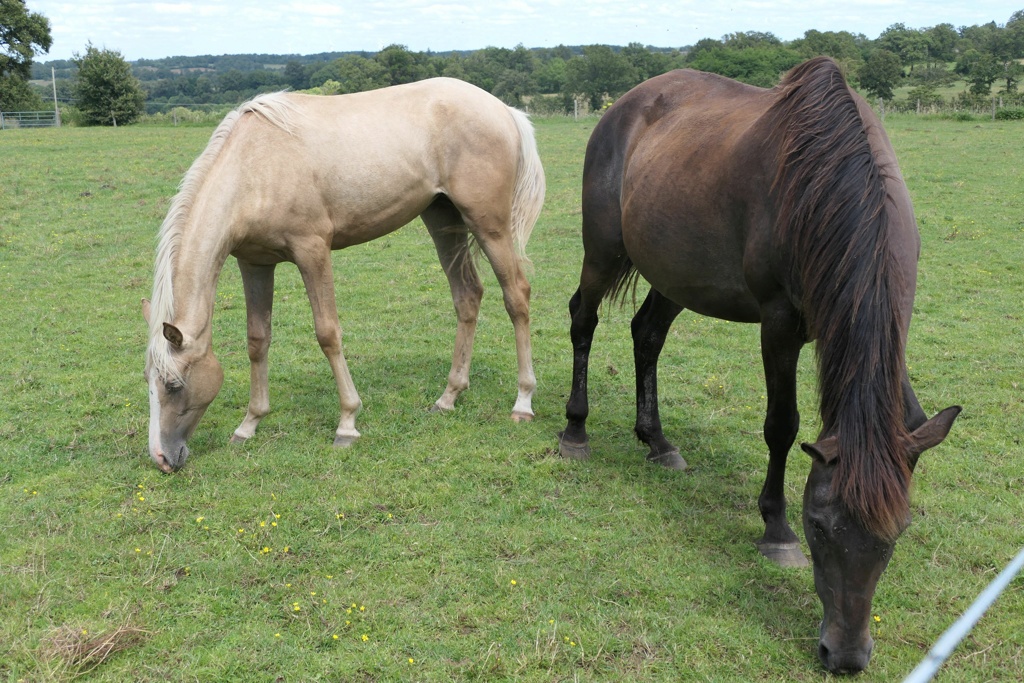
[957, 22, 999, 54]
[956, 48, 1001, 95]
[72, 43, 146, 125]
[564, 45, 638, 110]
[284, 60, 309, 90]
[877, 23, 928, 72]
[686, 44, 802, 87]
[858, 49, 903, 101]
[1008, 11, 1024, 59]
[621, 42, 673, 81]
[792, 29, 864, 62]
[492, 69, 535, 106]
[926, 23, 959, 63]
[722, 31, 782, 49]
[375, 44, 434, 85]
[535, 56, 566, 93]
[0, 0, 52, 111]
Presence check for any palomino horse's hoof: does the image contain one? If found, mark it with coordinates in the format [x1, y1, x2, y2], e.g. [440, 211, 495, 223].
[756, 541, 810, 568]
[557, 431, 591, 460]
[428, 401, 453, 413]
[333, 432, 360, 448]
[511, 411, 534, 423]
[647, 448, 687, 470]
[229, 433, 248, 444]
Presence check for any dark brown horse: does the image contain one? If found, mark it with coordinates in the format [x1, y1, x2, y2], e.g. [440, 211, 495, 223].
[558, 57, 960, 673]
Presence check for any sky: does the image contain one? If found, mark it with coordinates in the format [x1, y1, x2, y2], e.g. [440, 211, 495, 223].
[27, 1, 1024, 63]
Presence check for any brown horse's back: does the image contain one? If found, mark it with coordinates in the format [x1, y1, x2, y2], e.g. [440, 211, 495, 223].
[584, 70, 777, 323]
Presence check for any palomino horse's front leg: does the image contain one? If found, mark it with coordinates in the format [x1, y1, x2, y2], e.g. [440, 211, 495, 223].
[231, 261, 277, 443]
[756, 301, 809, 568]
[295, 245, 362, 447]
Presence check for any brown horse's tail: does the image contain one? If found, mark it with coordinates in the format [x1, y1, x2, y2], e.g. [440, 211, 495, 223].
[506, 107, 546, 261]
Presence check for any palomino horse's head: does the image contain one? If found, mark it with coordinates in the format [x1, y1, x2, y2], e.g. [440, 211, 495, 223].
[142, 301, 223, 472]
[800, 406, 960, 674]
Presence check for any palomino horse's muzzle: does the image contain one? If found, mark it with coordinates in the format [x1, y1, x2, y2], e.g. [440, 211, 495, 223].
[150, 440, 189, 473]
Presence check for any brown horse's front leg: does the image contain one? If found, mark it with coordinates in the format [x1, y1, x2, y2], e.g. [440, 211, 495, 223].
[756, 303, 808, 567]
[295, 245, 362, 447]
[231, 260, 276, 444]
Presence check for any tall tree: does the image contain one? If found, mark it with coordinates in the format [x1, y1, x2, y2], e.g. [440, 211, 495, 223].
[877, 23, 928, 72]
[564, 45, 638, 111]
[925, 23, 959, 63]
[0, 0, 52, 111]
[73, 43, 146, 125]
[858, 49, 903, 101]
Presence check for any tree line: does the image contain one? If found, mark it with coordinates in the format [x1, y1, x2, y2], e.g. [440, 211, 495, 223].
[3, 0, 1023, 125]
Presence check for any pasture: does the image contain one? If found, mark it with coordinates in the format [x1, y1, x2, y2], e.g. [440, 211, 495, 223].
[0, 113, 1022, 681]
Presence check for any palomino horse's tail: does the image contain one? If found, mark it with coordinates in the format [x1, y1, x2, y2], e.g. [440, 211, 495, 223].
[506, 107, 546, 260]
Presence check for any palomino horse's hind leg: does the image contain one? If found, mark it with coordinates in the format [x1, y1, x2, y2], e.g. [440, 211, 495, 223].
[474, 230, 536, 421]
[422, 199, 484, 413]
[756, 301, 809, 567]
[231, 261, 276, 443]
[630, 288, 686, 469]
[294, 244, 363, 447]
[449, 193, 536, 422]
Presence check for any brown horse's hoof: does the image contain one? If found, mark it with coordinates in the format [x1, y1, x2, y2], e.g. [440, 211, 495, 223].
[557, 431, 591, 460]
[647, 449, 687, 470]
[756, 541, 810, 568]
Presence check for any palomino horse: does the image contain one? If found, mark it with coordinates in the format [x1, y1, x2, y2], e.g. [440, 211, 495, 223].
[557, 57, 959, 673]
[143, 78, 545, 473]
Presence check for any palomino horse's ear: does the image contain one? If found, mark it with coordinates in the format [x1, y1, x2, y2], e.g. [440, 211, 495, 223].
[908, 405, 962, 471]
[801, 436, 838, 465]
[142, 298, 151, 324]
[163, 323, 185, 348]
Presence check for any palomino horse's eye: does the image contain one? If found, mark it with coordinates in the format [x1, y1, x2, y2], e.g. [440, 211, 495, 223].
[165, 381, 183, 394]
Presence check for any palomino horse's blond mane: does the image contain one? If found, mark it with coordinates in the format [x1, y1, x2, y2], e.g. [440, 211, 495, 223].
[147, 93, 299, 384]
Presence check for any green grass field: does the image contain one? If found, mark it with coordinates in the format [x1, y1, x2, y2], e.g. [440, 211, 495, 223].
[1, 113, 1022, 681]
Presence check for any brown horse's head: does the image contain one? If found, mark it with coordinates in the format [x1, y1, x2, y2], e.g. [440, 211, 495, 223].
[143, 301, 223, 472]
[801, 407, 960, 674]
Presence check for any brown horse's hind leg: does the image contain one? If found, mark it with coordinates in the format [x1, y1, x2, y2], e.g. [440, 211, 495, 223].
[422, 198, 484, 413]
[756, 302, 809, 567]
[294, 244, 363, 447]
[559, 251, 629, 460]
[630, 288, 687, 469]
[231, 260, 276, 443]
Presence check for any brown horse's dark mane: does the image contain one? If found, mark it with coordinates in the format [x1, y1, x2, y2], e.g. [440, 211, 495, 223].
[768, 57, 910, 541]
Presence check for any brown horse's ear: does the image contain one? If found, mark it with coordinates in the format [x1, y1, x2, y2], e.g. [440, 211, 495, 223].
[908, 405, 962, 471]
[801, 436, 838, 465]
[163, 323, 185, 348]
[142, 299, 151, 324]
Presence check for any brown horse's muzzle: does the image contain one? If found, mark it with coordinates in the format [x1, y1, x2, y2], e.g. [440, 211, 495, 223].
[818, 621, 873, 674]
